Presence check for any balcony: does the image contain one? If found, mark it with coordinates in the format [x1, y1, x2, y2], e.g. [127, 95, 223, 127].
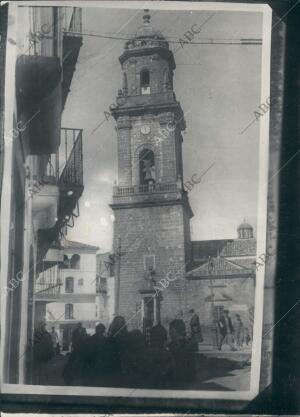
[112, 182, 183, 207]
[62, 7, 83, 108]
[45, 126, 83, 189]
[113, 182, 178, 197]
[37, 128, 83, 262]
[34, 264, 62, 301]
[16, 54, 62, 154]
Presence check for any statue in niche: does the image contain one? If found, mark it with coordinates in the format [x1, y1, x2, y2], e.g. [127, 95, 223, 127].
[142, 158, 156, 184]
[139, 149, 156, 186]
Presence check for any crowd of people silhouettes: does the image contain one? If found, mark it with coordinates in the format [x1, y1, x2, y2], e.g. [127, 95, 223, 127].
[61, 316, 198, 388]
[32, 309, 251, 387]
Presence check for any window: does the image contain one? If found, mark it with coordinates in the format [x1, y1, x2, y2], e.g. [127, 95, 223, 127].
[140, 69, 150, 94]
[139, 149, 155, 185]
[144, 254, 155, 272]
[78, 278, 84, 286]
[96, 276, 107, 293]
[96, 276, 100, 293]
[213, 305, 224, 321]
[65, 304, 74, 320]
[70, 254, 80, 269]
[65, 277, 74, 293]
[60, 255, 70, 269]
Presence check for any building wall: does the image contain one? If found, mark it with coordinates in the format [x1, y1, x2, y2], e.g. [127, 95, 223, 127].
[106, 276, 115, 325]
[113, 203, 188, 330]
[61, 251, 97, 294]
[122, 53, 171, 96]
[97, 253, 115, 327]
[116, 112, 178, 187]
[44, 249, 102, 349]
[185, 276, 255, 343]
[2, 5, 82, 383]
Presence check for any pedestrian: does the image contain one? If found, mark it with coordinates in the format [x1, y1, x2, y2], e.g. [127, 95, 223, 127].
[217, 309, 236, 351]
[168, 319, 196, 388]
[234, 314, 244, 349]
[122, 329, 147, 387]
[105, 316, 129, 386]
[245, 327, 251, 346]
[189, 308, 203, 347]
[147, 323, 173, 388]
[50, 326, 59, 354]
[71, 322, 87, 356]
[85, 323, 107, 385]
[64, 322, 87, 385]
[33, 320, 54, 384]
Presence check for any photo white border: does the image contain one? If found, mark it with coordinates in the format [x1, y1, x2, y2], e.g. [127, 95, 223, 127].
[1, 0, 272, 402]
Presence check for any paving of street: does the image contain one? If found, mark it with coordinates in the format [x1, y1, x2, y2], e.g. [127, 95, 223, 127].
[35, 350, 250, 391]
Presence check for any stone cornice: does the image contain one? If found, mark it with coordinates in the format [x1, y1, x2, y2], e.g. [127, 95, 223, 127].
[119, 47, 176, 70]
[111, 101, 186, 130]
[110, 196, 191, 212]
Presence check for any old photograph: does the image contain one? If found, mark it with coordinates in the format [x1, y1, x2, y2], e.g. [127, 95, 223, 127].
[1, 0, 272, 403]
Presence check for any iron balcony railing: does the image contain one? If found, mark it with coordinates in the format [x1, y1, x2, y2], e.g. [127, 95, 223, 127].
[34, 264, 62, 299]
[113, 182, 179, 197]
[59, 128, 83, 187]
[45, 128, 83, 187]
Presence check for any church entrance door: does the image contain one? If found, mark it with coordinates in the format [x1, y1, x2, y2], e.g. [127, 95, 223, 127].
[142, 296, 160, 343]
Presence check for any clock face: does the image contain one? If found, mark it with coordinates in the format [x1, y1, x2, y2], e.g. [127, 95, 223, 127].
[141, 125, 150, 135]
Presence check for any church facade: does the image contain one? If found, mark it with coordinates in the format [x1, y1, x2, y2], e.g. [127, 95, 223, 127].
[110, 11, 256, 341]
[186, 222, 256, 345]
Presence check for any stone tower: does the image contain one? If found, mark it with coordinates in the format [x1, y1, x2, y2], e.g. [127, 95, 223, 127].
[110, 10, 193, 332]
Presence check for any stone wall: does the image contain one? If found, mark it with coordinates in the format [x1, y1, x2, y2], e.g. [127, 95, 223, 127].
[185, 276, 255, 343]
[113, 203, 189, 330]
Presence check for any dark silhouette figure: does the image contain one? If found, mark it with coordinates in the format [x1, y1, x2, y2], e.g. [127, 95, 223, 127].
[123, 329, 148, 387]
[50, 326, 59, 354]
[189, 308, 203, 345]
[33, 320, 54, 385]
[71, 322, 87, 356]
[85, 323, 107, 385]
[245, 327, 251, 345]
[63, 322, 88, 385]
[105, 315, 129, 386]
[168, 319, 196, 388]
[234, 314, 244, 348]
[217, 309, 236, 351]
[146, 324, 173, 388]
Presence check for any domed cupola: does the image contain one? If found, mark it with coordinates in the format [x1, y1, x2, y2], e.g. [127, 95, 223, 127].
[237, 220, 254, 239]
[117, 9, 176, 99]
[124, 10, 169, 51]
[135, 10, 165, 40]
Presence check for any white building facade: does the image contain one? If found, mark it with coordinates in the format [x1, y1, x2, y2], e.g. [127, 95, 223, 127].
[37, 240, 108, 352]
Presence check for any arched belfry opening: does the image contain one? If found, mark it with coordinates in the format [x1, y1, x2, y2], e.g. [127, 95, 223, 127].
[140, 69, 150, 95]
[139, 148, 155, 186]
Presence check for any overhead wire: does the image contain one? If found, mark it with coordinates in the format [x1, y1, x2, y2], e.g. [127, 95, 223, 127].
[64, 30, 262, 45]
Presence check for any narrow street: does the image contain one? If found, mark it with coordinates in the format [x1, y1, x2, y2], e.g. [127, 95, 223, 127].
[40, 351, 250, 391]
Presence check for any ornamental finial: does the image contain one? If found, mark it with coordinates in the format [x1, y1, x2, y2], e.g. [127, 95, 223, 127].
[143, 9, 150, 24]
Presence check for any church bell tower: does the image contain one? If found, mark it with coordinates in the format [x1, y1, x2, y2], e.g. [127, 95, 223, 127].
[110, 10, 193, 331]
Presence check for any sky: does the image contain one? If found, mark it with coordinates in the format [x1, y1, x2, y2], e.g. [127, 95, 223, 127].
[62, 6, 263, 252]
